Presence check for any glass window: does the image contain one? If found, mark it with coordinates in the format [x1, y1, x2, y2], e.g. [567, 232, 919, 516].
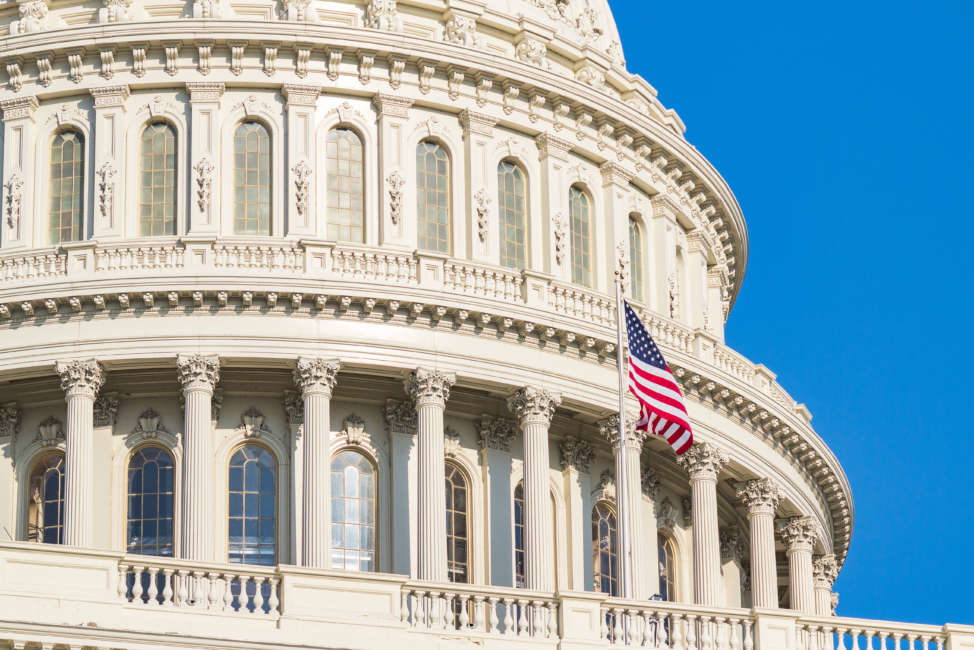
[326, 128, 365, 242]
[513, 481, 526, 588]
[416, 140, 451, 253]
[569, 185, 592, 287]
[28, 452, 65, 544]
[233, 122, 271, 236]
[445, 463, 469, 583]
[139, 123, 177, 236]
[228, 445, 276, 566]
[629, 216, 644, 301]
[330, 450, 376, 572]
[49, 130, 85, 244]
[126, 446, 175, 556]
[658, 533, 676, 601]
[592, 501, 618, 596]
[497, 161, 528, 269]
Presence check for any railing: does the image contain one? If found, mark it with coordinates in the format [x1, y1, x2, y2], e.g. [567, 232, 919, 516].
[795, 616, 946, 650]
[600, 599, 754, 648]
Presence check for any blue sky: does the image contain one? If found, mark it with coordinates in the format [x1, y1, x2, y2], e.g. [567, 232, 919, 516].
[613, 0, 974, 625]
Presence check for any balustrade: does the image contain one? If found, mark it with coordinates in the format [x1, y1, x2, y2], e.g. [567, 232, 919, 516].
[795, 618, 946, 650]
[600, 599, 754, 649]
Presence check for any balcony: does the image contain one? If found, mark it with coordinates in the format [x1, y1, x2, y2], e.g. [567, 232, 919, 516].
[0, 542, 969, 649]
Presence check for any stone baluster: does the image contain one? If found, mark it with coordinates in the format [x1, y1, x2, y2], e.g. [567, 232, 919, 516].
[813, 554, 839, 617]
[778, 516, 819, 614]
[678, 442, 728, 606]
[176, 354, 220, 561]
[507, 386, 561, 592]
[406, 368, 456, 581]
[598, 411, 647, 600]
[735, 478, 782, 609]
[55, 359, 106, 547]
[293, 357, 341, 567]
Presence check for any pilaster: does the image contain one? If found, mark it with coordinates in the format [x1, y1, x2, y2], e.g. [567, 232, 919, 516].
[1, 96, 39, 249]
[478, 414, 516, 586]
[186, 82, 224, 234]
[89, 85, 129, 239]
[559, 436, 594, 592]
[373, 93, 414, 248]
[535, 132, 572, 279]
[282, 84, 320, 237]
[600, 162, 634, 297]
[459, 110, 497, 264]
[385, 398, 418, 576]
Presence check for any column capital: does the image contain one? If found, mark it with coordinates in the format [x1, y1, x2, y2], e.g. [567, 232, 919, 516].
[641, 463, 661, 499]
[596, 411, 645, 450]
[777, 515, 819, 553]
[477, 414, 516, 451]
[176, 354, 220, 393]
[458, 109, 496, 137]
[185, 81, 225, 103]
[559, 436, 594, 473]
[535, 132, 572, 162]
[813, 553, 839, 588]
[507, 386, 561, 426]
[1, 95, 39, 122]
[677, 441, 727, 481]
[372, 92, 413, 119]
[281, 83, 321, 107]
[89, 84, 130, 108]
[735, 478, 781, 516]
[405, 368, 456, 408]
[293, 357, 341, 397]
[55, 359, 106, 399]
[0, 401, 21, 439]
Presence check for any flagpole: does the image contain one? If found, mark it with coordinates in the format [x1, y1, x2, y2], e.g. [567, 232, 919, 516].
[614, 271, 627, 444]
[614, 267, 633, 599]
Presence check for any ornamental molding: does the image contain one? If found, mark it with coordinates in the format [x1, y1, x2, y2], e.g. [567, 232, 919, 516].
[552, 213, 568, 266]
[458, 110, 496, 137]
[93, 391, 119, 427]
[477, 414, 515, 452]
[443, 14, 480, 49]
[656, 496, 678, 530]
[96, 162, 116, 220]
[507, 386, 560, 425]
[615, 242, 629, 292]
[293, 357, 341, 397]
[47, 104, 88, 129]
[364, 0, 399, 31]
[176, 354, 220, 393]
[4, 173, 24, 230]
[677, 441, 728, 481]
[342, 413, 368, 445]
[444, 425, 461, 457]
[384, 398, 417, 436]
[596, 411, 645, 450]
[0, 402, 21, 439]
[813, 554, 839, 588]
[89, 84, 130, 107]
[99, 0, 135, 23]
[329, 100, 366, 124]
[1, 96, 39, 121]
[593, 468, 615, 501]
[131, 407, 168, 438]
[235, 406, 271, 438]
[719, 525, 746, 563]
[280, 0, 313, 21]
[641, 464, 660, 499]
[558, 436, 594, 474]
[777, 515, 819, 551]
[474, 188, 491, 244]
[736, 478, 781, 514]
[515, 36, 547, 69]
[292, 160, 312, 219]
[385, 170, 406, 225]
[55, 359, 106, 399]
[138, 95, 181, 118]
[282, 390, 303, 426]
[193, 157, 215, 216]
[281, 83, 320, 107]
[37, 415, 63, 446]
[404, 368, 456, 408]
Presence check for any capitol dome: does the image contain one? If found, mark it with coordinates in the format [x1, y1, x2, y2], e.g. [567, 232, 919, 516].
[0, 0, 964, 648]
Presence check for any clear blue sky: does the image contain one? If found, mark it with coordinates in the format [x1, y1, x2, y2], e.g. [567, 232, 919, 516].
[614, 0, 974, 625]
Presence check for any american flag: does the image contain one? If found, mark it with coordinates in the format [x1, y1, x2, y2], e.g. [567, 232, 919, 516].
[624, 301, 693, 455]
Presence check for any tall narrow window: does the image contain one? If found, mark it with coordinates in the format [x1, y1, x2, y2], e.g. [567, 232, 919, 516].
[513, 481, 526, 588]
[497, 161, 527, 269]
[233, 122, 271, 236]
[658, 533, 676, 601]
[228, 445, 276, 566]
[326, 128, 364, 242]
[126, 446, 175, 556]
[569, 185, 592, 287]
[139, 123, 177, 236]
[445, 463, 469, 583]
[416, 141, 451, 253]
[28, 452, 65, 544]
[592, 502, 618, 596]
[330, 450, 376, 571]
[49, 130, 85, 244]
[629, 216, 644, 301]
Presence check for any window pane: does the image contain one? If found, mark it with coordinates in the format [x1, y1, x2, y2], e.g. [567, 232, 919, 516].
[126, 446, 175, 556]
[497, 161, 528, 269]
[49, 131, 85, 244]
[416, 141, 451, 254]
[228, 445, 276, 566]
[233, 122, 272, 236]
[444, 464, 469, 584]
[138, 123, 178, 236]
[629, 217, 644, 301]
[330, 450, 376, 571]
[325, 128, 365, 242]
[570, 186, 592, 287]
[592, 502, 618, 597]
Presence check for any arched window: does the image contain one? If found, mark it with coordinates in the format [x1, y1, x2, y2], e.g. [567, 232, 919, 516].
[569, 185, 592, 287]
[27, 451, 65, 544]
[326, 127, 365, 242]
[592, 502, 618, 596]
[49, 130, 85, 244]
[233, 121, 271, 236]
[629, 216, 644, 301]
[416, 140, 451, 253]
[497, 161, 527, 269]
[330, 449, 376, 571]
[445, 462, 469, 583]
[513, 481, 526, 588]
[139, 123, 177, 236]
[228, 444, 276, 566]
[658, 533, 676, 600]
[126, 446, 175, 556]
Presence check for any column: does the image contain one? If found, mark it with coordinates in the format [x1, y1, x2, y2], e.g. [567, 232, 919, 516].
[186, 82, 224, 233]
[777, 515, 818, 614]
[406, 368, 456, 582]
[55, 359, 106, 547]
[0, 96, 38, 248]
[559, 437, 594, 592]
[89, 84, 129, 239]
[507, 386, 561, 592]
[598, 412, 647, 600]
[677, 441, 728, 606]
[293, 357, 340, 568]
[735, 478, 781, 609]
[176, 354, 220, 561]
[479, 415, 517, 586]
[813, 554, 838, 616]
[281, 84, 320, 237]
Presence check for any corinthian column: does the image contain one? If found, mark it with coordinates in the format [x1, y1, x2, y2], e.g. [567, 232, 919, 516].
[55, 359, 106, 547]
[293, 357, 341, 568]
[176, 354, 220, 561]
[778, 516, 819, 614]
[677, 442, 728, 606]
[813, 554, 838, 616]
[598, 412, 647, 600]
[507, 386, 561, 592]
[406, 368, 456, 582]
[735, 478, 781, 609]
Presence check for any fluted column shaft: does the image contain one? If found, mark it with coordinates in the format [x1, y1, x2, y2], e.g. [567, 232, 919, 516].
[736, 478, 781, 609]
[407, 368, 456, 582]
[295, 358, 341, 568]
[56, 359, 105, 547]
[678, 442, 728, 606]
[813, 554, 838, 616]
[177, 354, 220, 561]
[599, 413, 645, 600]
[508, 387, 561, 592]
[779, 516, 819, 614]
